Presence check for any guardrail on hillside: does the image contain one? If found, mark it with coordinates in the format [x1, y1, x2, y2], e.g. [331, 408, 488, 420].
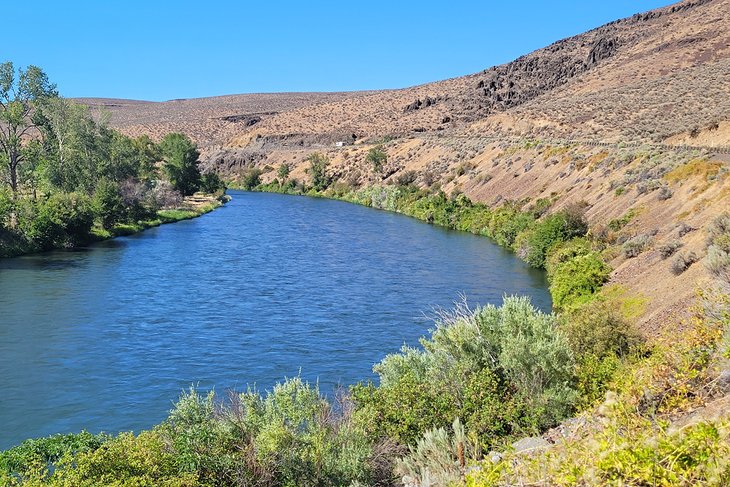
[421, 133, 730, 155]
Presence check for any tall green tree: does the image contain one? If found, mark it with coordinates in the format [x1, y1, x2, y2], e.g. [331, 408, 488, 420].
[0, 62, 57, 196]
[40, 98, 99, 192]
[132, 135, 160, 181]
[159, 133, 200, 196]
[307, 152, 331, 191]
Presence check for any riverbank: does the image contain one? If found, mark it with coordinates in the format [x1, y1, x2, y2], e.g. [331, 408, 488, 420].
[0, 192, 230, 259]
[91, 192, 230, 239]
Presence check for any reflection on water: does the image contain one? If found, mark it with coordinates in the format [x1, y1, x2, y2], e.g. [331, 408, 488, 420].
[0, 191, 550, 449]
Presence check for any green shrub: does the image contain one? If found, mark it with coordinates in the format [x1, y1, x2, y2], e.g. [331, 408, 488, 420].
[21, 193, 94, 249]
[575, 353, 623, 409]
[199, 172, 226, 194]
[545, 237, 593, 275]
[560, 300, 642, 408]
[306, 152, 332, 191]
[608, 209, 636, 231]
[515, 210, 588, 268]
[550, 252, 611, 311]
[0, 431, 107, 479]
[276, 163, 291, 181]
[240, 168, 263, 190]
[561, 300, 640, 360]
[53, 431, 193, 486]
[93, 178, 125, 229]
[487, 205, 535, 248]
[352, 370, 463, 446]
[0, 187, 12, 228]
[366, 146, 387, 173]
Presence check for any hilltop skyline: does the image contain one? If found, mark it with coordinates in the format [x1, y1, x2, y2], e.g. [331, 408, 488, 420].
[3, 0, 669, 101]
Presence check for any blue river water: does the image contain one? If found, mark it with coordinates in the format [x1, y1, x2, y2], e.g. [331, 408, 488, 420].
[0, 191, 549, 449]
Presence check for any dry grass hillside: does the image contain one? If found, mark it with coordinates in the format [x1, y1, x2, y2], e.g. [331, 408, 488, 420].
[74, 91, 374, 146]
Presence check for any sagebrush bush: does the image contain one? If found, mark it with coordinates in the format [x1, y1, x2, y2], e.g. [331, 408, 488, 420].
[395, 170, 418, 187]
[672, 251, 698, 275]
[468, 295, 730, 486]
[659, 239, 683, 259]
[706, 213, 730, 251]
[705, 246, 730, 288]
[162, 379, 377, 486]
[622, 234, 652, 258]
[354, 297, 577, 448]
[2, 380, 380, 486]
[396, 418, 469, 487]
[705, 213, 730, 289]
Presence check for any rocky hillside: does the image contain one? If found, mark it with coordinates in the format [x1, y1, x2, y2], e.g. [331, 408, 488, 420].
[221, 0, 729, 148]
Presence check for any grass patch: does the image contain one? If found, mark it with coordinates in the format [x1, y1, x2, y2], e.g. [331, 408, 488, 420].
[158, 209, 199, 222]
[664, 158, 722, 184]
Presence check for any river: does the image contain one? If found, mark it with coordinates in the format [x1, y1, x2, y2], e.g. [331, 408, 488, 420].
[0, 191, 550, 449]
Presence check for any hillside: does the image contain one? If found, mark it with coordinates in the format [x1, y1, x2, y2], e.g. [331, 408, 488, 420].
[218, 0, 729, 147]
[74, 91, 375, 146]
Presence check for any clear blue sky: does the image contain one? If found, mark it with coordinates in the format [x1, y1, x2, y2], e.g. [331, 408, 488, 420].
[3, 1, 671, 101]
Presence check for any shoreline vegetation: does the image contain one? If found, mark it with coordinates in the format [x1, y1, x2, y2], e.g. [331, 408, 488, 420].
[0, 192, 229, 259]
[4, 151, 728, 486]
[0, 61, 227, 260]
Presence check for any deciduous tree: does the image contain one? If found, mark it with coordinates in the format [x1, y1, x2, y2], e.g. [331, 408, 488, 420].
[159, 133, 201, 196]
[0, 62, 57, 196]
